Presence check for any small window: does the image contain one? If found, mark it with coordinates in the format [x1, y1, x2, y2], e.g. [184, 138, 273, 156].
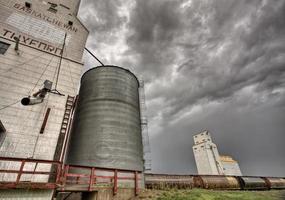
[25, 2, 31, 8]
[0, 120, 6, 146]
[68, 21, 73, 26]
[201, 145, 204, 148]
[0, 41, 10, 54]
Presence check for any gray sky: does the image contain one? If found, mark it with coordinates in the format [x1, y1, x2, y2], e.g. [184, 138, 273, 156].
[78, 0, 285, 177]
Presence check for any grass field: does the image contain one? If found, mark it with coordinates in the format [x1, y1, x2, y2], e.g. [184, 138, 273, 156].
[134, 189, 285, 200]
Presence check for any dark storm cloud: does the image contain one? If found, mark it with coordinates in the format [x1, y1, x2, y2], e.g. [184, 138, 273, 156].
[79, 0, 285, 176]
[80, 0, 125, 34]
[126, 0, 183, 78]
[133, 0, 285, 120]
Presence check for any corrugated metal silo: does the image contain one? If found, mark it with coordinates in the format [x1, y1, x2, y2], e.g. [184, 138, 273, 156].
[66, 65, 143, 171]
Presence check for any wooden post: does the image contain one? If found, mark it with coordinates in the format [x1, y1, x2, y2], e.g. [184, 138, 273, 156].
[113, 169, 118, 195]
[88, 167, 95, 191]
[135, 171, 139, 196]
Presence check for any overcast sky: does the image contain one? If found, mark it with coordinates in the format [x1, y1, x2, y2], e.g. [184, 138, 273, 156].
[78, 0, 285, 177]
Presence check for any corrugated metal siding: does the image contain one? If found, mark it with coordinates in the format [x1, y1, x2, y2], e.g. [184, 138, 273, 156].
[66, 66, 143, 171]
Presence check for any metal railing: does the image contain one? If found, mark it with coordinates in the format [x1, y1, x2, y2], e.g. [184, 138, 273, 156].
[0, 157, 141, 195]
[0, 157, 61, 189]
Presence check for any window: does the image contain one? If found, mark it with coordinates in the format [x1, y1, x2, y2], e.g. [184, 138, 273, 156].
[25, 2, 31, 8]
[0, 120, 6, 147]
[68, 21, 73, 26]
[0, 41, 10, 54]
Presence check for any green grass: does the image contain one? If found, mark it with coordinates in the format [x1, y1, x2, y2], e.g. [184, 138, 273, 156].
[137, 189, 285, 200]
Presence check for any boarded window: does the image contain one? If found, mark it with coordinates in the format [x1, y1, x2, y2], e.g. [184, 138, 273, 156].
[0, 41, 10, 54]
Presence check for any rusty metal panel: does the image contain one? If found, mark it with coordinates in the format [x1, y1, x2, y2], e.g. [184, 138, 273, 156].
[239, 177, 268, 190]
[144, 174, 194, 189]
[66, 66, 143, 171]
[265, 177, 285, 189]
[199, 175, 240, 189]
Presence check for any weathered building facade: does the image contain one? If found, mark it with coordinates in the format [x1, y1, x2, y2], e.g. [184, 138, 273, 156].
[0, 0, 88, 198]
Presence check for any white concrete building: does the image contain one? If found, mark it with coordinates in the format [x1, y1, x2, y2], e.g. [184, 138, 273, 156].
[192, 131, 242, 176]
[220, 155, 242, 176]
[192, 131, 224, 175]
[0, 0, 88, 198]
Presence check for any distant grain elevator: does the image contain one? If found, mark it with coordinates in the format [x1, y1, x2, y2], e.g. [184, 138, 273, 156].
[193, 131, 242, 176]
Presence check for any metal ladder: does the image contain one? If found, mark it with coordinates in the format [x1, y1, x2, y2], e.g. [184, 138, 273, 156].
[60, 96, 75, 135]
[53, 95, 76, 162]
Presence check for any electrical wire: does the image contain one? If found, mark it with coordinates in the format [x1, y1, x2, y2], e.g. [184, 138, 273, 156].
[0, 49, 55, 111]
[2, 52, 46, 74]
[67, 60, 76, 93]
[84, 47, 105, 66]
[27, 55, 54, 96]
[0, 100, 21, 111]
[54, 33, 67, 91]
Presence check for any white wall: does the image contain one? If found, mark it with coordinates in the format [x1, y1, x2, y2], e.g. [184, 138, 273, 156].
[0, 0, 88, 198]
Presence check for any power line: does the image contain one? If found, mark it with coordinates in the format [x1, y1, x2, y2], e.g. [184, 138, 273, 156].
[0, 100, 21, 111]
[2, 52, 46, 74]
[84, 47, 105, 66]
[54, 33, 67, 90]
[28, 55, 54, 96]
[1, 52, 55, 111]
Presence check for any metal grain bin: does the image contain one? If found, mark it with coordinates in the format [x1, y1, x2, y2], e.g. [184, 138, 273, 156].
[66, 66, 143, 171]
[197, 175, 240, 189]
[239, 177, 268, 190]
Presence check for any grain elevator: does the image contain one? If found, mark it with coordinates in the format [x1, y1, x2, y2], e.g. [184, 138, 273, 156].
[193, 131, 242, 176]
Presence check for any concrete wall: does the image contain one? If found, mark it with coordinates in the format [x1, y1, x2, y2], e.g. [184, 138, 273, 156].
[193, 142, 223, 175]
[0, 189, 54, 200]
[0, 0, 88, 62]
[222, 161, 242, 176]
[0, 0, 88, 161]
